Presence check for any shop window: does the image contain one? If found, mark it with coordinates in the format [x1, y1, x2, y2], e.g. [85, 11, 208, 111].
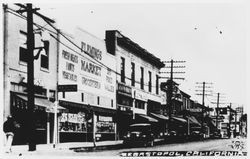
[117, 95, 132, 107]
[49, 90, 55, 102]
[131, 62, 135, 86]
[59, 112, 87, 132]
[140, 67, 144, 90]
[121, 57, 125, 83]
[156, 75, 159, 94]
[34, 87, 47, 96]
[19, 31, 28, 63]
[96, 115, 115, 133]
[148, 71, 152, 92]
[10, 83, 26, 92]
[135, 100, 145, 109]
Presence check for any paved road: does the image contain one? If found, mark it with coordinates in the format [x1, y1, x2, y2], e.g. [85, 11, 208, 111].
[3, 138, 247, 158]
[75, 138, 247, 156]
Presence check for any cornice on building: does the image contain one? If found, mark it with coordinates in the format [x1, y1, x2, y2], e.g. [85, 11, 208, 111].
[105, 30, 165, 69]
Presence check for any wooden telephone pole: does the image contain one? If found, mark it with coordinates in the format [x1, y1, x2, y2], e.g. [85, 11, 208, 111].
[16, 3, 55, 151]
[161, 60, 185, 133]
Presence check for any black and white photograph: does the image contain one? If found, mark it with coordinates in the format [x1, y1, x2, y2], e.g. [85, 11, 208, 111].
[1, 0, 248, 158]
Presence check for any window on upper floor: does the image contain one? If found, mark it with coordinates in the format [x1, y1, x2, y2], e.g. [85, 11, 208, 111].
[19, 31, 28, 63]
[121, 57, 125, 83]
[131, 62, 135, 86]
[148, 71, 152, 92]
[156, 75, 159, 94]
[81, 93, 84, 102]
[140, 67, 144, 90]
[41, 54, 49, 70]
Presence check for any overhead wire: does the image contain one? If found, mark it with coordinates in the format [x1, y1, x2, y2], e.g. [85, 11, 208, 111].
[7, 5, 163, 89]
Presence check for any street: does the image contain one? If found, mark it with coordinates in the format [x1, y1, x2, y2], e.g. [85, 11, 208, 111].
[3, 138, 247, 158]
[75, 138, 247, 156]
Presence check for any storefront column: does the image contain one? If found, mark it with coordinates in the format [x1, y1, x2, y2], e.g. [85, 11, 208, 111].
[93, 111, 96, 147]
[53, 101, 58, 148]
[187, 118, 190, 135]
[114, 123, 117, 140]
[46, 113, 50, 144]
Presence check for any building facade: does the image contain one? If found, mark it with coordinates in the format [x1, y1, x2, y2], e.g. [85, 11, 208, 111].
[105, 30, 165, 138]
[3, 4, 59, 144]
[57, 28, 117, 142]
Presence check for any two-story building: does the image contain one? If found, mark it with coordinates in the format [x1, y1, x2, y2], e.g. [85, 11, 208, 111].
[105, 30, 165, 138]
[57, 28, 117, 142]
[3, 4, 59, 145]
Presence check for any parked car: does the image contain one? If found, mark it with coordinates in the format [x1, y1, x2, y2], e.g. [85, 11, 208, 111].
[164, 130, 188, 142]
[189, 130, 204, 140]
[210, 130, 222, 139]
[123, 123, 155, 147]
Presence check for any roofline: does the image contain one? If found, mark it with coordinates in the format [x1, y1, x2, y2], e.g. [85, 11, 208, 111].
[108, 30, 165, 68]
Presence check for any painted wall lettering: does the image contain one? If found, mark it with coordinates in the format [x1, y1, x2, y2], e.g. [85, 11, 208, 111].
[81, 59, 101, 76]
[81, 42, 102, 61]
[66, 62, 75, 72]
[62, 50, 78, 63]
[62, 71, 77, 82]
[82, 76, 101, 89]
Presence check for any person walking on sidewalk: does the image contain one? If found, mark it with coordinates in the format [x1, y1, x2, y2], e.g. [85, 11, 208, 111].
[3, 116, 19, 153]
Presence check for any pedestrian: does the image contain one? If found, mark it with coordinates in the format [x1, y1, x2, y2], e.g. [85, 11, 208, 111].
[3, 116, 19, 153]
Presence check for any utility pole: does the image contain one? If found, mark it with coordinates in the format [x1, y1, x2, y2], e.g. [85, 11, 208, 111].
[16, 3, 55, 151]
[216, 93, 220, 128]
[228, 103, 232, 138]
[161, 60, 185, 134]
[195, 82, 212, 137]
[211, 92, 226, 130]
[26, 3, 36, 151]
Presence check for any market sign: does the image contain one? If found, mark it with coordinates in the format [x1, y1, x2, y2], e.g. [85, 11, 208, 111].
[58, 84, 78, 92]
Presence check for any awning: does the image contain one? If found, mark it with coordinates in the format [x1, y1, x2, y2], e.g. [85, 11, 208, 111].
[187, 116, 201, 127]
[205, 116, 217, 128]
[150, 113, 169, 121]
[171, 116, 187, 123]
[59, 100, 116, 116]
[16, 94, 66, 112]
[135, 114, 158, 123]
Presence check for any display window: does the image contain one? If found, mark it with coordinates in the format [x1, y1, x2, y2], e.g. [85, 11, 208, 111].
[59, 112, 89, 132]
[96, 115, 115, 133]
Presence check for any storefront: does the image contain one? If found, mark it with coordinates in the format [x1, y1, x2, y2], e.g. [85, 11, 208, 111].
[10, 92, 64, 145]
[58, 27, 117, 142]
[149, 113, 169, 138]
[116, 82, 133, 139]
[170, 116, 188, 136]
[58, 100, 116, 142]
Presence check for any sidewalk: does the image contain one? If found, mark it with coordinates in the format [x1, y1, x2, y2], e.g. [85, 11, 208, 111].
[2, 140, 123, 158]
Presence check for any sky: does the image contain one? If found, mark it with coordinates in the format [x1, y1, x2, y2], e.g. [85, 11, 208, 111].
[33, 0, 247, 109]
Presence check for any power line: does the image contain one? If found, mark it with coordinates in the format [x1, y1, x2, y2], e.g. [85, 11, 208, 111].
[10, 5, 163, 89]
[9, 4, 162, 89]
[49, 33, 160, 89]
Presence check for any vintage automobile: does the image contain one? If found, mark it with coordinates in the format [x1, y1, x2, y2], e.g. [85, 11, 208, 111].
[189, 130, 204, 140]
[123, 123, 155, 147]
[210, 130, 222, 139]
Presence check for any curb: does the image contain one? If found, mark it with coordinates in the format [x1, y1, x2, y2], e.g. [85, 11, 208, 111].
[70, 143, 124, 152]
